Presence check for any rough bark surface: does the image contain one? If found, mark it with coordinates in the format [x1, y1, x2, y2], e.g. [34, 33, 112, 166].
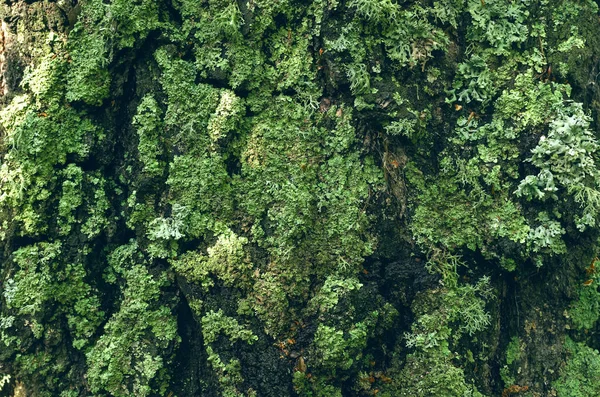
[1, 1, 600, 397]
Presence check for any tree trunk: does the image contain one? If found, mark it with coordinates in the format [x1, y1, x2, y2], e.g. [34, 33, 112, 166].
[1, 0, 600, 396]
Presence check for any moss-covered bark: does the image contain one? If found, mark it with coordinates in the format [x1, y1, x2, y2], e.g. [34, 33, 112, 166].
[1, 0, 600, 396]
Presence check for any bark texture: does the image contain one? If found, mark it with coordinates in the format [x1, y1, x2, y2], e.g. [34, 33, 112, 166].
[0, 1, 600, 396]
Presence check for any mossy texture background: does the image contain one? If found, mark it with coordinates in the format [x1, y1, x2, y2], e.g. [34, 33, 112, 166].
[0, 0, 600, 396]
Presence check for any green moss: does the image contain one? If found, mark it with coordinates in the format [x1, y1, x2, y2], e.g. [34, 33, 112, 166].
[381, 254, 492, 397]
[506, 337, 521, 366]
[66, 0, 162, 105]
[201, 310, 258, 396]
[500, 336, 522, 386]
[313, 318, 373, 372]
[568, 260, 600, 330]
[554, 338, 600, 397]
[133, 95, 166, 177]
[171, 230, 253, 291]
[4, 0, 600, 395]
[86, 244, 178, 397]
